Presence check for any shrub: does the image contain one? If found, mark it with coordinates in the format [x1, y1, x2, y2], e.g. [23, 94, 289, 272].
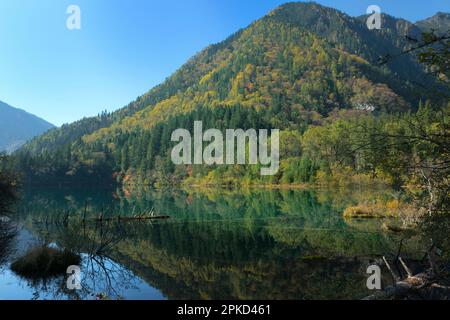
[11, 246, 81, 279]
[343, 200, 414, 218]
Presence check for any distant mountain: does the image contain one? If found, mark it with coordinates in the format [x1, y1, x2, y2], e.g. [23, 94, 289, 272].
[416, 12, 450, 35]
[13, 2, 450, 184]
[0, 100, 54, 153]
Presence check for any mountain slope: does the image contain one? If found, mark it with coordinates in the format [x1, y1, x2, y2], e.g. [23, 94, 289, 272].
[416, 12, 450, 35]
[80, 3, 443, 143]
[13, 2, 449, 185]
[0, 101, 54, 153]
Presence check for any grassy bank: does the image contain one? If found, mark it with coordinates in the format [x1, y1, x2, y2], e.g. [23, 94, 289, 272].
[343, 200, 415, 219]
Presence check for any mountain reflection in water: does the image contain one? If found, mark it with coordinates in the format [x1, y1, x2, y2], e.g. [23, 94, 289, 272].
[0, 186, 426, 300]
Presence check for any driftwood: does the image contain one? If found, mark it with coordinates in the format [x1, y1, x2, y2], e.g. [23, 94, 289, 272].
[93, 207, 170, 222]
[94, 215, 170, 222]
[39, 205, 170, 226]
[364, 241, 450, 300]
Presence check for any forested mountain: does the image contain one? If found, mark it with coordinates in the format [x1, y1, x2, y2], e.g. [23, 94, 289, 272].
[0, 101, 54, 153]
[11, 2, 450, 186]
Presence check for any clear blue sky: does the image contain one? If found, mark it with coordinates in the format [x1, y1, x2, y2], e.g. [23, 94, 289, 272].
[0, 0, 449, 126]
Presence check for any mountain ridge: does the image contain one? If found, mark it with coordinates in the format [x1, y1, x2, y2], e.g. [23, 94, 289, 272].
[80, 3, 442, 138]
[416, 12, 450, 34]
[0, 100, 54, 153]
[19, 3, 447, 155]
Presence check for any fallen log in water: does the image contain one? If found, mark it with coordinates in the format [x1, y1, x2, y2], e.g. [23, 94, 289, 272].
[87, 207, 170, 222]
[363, 270, 436, 300]
[117, 215, 170, 221]
[93, 215, 170, 222]
[363, 242, 450, 300]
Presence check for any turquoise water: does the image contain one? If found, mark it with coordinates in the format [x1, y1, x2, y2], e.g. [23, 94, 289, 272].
[0, 186, 424, 300]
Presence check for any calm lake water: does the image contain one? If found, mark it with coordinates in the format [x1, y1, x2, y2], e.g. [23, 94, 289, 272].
[0, 186, 425, 300]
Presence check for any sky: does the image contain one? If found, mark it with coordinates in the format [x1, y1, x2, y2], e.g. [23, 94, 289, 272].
[0, 0, 449, 126]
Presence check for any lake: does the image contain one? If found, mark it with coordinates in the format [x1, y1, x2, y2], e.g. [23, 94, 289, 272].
[0, 186, 425, 300]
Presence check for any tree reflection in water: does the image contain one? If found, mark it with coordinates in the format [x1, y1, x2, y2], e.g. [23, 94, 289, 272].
[0, 218, 16, 265]
[11, 186, 441, 299]
[14, 254, 140, 300]
[0, 166, 17, 265]
[11, 215, 143, 300]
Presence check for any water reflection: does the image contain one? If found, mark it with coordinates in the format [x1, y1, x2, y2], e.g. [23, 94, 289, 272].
[0, 252, 165, 300]
[0, 218, 15, 266]
[1, 186, 427, 299]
